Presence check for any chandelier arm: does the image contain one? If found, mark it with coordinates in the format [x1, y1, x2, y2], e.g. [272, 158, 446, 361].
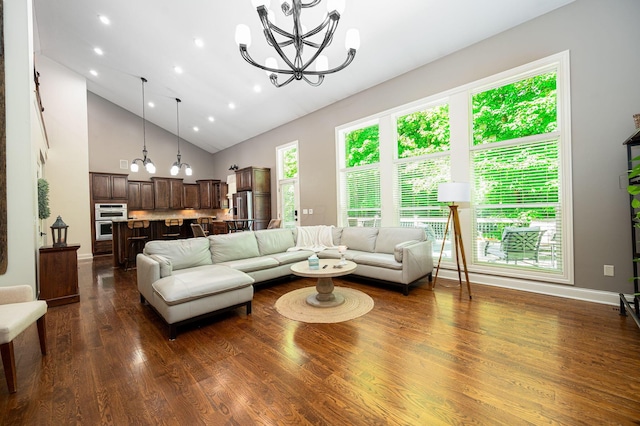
[271, 73, 297, 88]
[264, 30, 299, 71]
[301, 74, 324, 87]
[255, 7, 299, 71]
[281, 0, 322, 17]
[257, 7, 289, 45]
[302, 48, 356, 75]
[298, 17, 339, 72]
[239, 45, 296, 75]
[299, 0, 322, 8]
[269, 26, 294, 41]
[290, 0, 304, 71]
[301, 11, 335, 40]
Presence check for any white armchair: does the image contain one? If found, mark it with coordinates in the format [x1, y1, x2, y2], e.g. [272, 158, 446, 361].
[0, 285, 47, 393]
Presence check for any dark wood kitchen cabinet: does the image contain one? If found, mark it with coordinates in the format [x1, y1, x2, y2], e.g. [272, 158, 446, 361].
[236, 167, 270, 193]
[183, 184, 200, 209]
[91, 173, 128, 201]
[152, 177, 183, 210]
[39, 244, 80, 306]
[217, 182, 229, 209]
[128, 181, 154, 210]
[197, 179, 219, 209]
[197, 179, 228, 209]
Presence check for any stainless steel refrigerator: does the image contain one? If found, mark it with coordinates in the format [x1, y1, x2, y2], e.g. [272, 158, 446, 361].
[235, 191, 253, 220]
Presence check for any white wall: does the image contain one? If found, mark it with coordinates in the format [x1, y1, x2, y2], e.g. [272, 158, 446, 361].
[207, 0, 640, 297]
[0, 0, 38, 290]
[36, 55, 92, 259]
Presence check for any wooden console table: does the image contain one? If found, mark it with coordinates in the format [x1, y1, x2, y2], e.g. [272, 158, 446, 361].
[39, 244, 80, 306]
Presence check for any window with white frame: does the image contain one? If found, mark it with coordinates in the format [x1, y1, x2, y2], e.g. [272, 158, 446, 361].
[393, 103, 452, 256]
[276, 141, 299, 228]
[336, 52, 572, 284]
[338, 122, 381, 227]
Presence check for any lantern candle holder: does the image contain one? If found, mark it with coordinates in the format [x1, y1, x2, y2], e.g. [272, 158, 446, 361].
[50, 216, 68, 247]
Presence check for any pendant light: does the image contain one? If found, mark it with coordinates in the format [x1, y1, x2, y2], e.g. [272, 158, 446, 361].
[130, 77, 156, 174]
[170, 98, 192, 176]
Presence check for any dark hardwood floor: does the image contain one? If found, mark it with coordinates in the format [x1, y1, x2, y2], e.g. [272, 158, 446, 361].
[1, 256, 640, 425]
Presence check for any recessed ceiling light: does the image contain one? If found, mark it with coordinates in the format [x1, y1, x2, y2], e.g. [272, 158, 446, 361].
[148, 102, 155, 108]
[174, 66, 183, 74]
[193, 127, 199, 132]
[253, 84, 262, 93]
[89, 69, 98, 76]
[94, 47, 104, 55]
[98, 15, 110, 25]
[228, 102, 236, 110]
[194, 38, 204, 48]
[208, 116, 215, 122]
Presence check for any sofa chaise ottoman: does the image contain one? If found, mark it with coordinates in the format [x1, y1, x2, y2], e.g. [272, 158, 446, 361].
[137, 238, 254, 340]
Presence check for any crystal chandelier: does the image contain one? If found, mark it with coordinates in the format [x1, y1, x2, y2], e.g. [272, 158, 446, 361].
[235, 0, 360, 88]
[130, 77, 156, 174]
[170, 98, 192, 176]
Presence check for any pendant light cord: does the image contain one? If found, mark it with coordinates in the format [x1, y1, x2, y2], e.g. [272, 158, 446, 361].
[141, 77, 147, 152]
[176, 98, 181, 156]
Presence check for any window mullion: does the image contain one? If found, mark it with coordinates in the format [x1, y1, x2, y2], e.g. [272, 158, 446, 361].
[449, 91, 473, 251]
[378, 115, 394, 226]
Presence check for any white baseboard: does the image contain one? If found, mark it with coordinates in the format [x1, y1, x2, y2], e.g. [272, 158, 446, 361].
[436, 269, 622, 306]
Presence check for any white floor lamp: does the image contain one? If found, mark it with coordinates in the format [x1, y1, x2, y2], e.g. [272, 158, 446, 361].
[433, 182, 472, 299]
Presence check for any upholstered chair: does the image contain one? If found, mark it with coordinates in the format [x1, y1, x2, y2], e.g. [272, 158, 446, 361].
[0, 285, 47, 393]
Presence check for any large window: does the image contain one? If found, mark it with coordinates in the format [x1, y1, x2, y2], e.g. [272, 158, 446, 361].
[338, 123, 381, 227]
[472, 71, 563, 274]
[336, 52, 572, 284]
[394, 104, 451, 254]
[276, 142, 299, 228]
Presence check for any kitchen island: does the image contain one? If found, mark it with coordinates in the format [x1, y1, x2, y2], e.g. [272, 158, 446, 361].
[111, 216, 228, 268]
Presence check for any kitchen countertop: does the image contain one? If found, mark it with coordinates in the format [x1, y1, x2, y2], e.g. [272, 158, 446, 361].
[111, 216, 223, 223]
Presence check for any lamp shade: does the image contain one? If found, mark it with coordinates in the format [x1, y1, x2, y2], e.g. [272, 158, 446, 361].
[345, 28, 360, 50]
[437, 182, 470, 203]
[235, 24, 251, 46]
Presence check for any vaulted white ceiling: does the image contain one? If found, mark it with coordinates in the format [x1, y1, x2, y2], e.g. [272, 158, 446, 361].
[33, 0, 574, 154]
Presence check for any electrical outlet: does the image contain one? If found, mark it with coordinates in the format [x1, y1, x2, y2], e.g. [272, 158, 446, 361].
[308, 209, 313, 214]
[604, 265, 614, 276]
[302, 209, 308, 215]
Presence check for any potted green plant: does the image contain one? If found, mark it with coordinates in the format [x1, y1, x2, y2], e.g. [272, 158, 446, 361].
[625, 154, 640, 324]
[37, 178, 50, 220]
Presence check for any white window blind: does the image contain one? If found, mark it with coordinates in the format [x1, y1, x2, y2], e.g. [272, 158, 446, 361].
[395, 156, 451, 243]
[473, 139, 562, 272]
[340, 166, 381, 226]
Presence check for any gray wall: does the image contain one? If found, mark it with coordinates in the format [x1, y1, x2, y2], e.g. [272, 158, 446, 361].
[207, 0, 640, 294]
[88, 92, 223, 183]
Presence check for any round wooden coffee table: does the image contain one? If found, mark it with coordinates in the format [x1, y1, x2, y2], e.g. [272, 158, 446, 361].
[290, 258, 357, 308]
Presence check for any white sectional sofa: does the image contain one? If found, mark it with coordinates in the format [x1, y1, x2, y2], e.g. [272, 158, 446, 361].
[136, 226, 432, 338]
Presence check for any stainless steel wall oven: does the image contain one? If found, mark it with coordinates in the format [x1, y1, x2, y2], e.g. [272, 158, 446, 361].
[94, 203, 127, 241]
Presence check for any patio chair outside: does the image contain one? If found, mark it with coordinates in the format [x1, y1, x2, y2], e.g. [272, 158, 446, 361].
[485, 227, 546, 265]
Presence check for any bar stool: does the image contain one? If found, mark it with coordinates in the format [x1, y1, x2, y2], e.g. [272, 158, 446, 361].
[163, 218, 183, 239]
[226, 220, 240, 233]
[197, 217, 213, 236]
[190, 223, 207, 238]
[126, 220, 150, 270]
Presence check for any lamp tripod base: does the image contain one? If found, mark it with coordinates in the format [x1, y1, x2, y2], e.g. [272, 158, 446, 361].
[432, 204, 472, 299]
